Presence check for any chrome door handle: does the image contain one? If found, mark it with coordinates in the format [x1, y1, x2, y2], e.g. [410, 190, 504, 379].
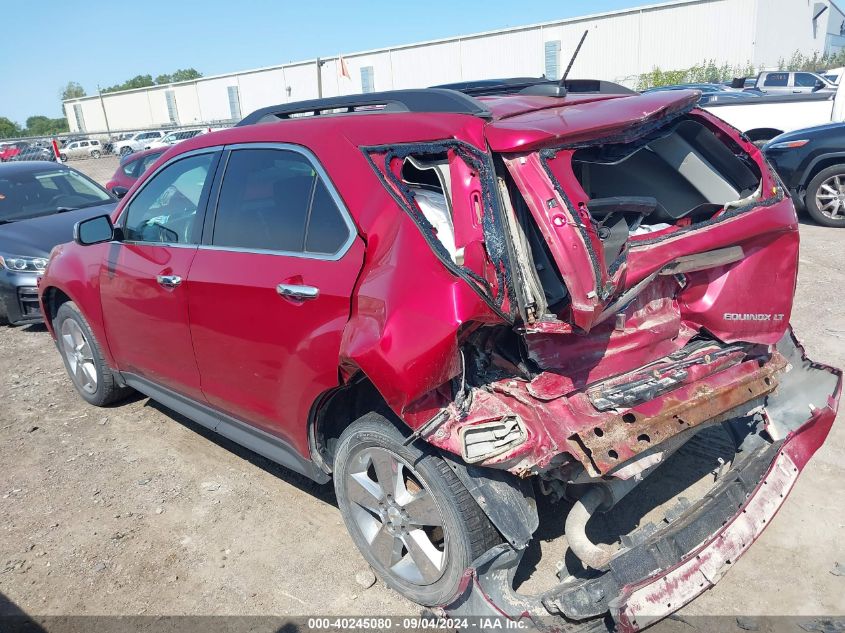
[156, 274, 183, 288]
[276, 283, 319, 300]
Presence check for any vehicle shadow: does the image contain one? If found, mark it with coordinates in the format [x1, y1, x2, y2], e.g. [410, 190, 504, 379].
[512, 424, 737, 589]
[18, 323, 47, 334]
[0, 591, 48, 631]
[143, 399, 338, 507]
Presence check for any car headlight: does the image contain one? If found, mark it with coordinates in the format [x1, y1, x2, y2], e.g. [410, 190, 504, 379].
[0, 254, 48, 273]
[766, 139, 809, 150]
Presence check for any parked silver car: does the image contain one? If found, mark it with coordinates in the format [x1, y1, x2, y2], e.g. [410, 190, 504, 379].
[59, 139, 102, 161]
[753, 71, 835, 94]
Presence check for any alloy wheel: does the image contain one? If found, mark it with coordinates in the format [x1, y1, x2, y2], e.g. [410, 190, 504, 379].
[344, 446, 447, 585]
[815, 173, 845, 220]
[60, 318, 98, 394]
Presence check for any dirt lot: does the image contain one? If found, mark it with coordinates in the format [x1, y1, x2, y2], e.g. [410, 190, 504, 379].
[0, 221, 843, 626]
[67, 154, 120, 188]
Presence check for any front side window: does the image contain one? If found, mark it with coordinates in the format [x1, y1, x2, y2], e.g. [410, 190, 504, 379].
[123, 153, 214, 244]
[793, 72, 819, 87]
[212, 148, 349, 255]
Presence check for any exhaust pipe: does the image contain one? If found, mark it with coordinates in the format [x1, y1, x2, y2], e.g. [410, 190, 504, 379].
[565, 433, 690, 570]
[564, 487, 616, 570]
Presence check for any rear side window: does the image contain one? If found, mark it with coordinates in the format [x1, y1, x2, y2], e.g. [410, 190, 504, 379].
[212, 148, 349, 255]
[122, 158, 140, 177]
[140, 152, 163, 174]
[763, 73, 788, 87]
[123, 153, 215, 244]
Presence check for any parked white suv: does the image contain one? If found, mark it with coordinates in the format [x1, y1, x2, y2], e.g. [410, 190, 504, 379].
[112, 131, 169, 157]
[59, 139, 103, 161]
[144, 128, 206, 150]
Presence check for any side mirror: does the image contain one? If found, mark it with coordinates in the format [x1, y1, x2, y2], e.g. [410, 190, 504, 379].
[112, 186, 129, 199]
[74, 215, 116, 246]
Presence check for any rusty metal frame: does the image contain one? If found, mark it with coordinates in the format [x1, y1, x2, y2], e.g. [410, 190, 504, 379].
[568, 352, 788, 476]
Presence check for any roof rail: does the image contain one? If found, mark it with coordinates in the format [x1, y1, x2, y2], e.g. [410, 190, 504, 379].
[432, 77, 637, 97]
[237, 88, 491, 126]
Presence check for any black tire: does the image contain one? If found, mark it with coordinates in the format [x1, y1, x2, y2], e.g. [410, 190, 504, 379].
[59, 153, 67, 162]
[120, 146, 132, 157]
[91, 150, 101, 159]
[54, 301, 133, 406]
[805, 164, 845, 228]
[333, 413, 500, 606]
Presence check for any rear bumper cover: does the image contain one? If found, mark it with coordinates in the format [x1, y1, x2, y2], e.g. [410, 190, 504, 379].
[441, 330, 841, 630]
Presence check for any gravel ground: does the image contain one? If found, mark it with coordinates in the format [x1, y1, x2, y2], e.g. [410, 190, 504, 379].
[0, 220, 842, 626]
[68, 154, 120, 188]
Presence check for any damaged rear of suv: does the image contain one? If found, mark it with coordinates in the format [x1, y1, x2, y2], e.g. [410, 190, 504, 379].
[327, 81, 841, 629]
[41, 78, 840, 631]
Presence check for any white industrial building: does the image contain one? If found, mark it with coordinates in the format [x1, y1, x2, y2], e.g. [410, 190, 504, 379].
[64, 0, 845, 133]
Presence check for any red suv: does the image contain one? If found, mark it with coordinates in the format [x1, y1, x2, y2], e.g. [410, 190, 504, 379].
[38, 79, 841, 629]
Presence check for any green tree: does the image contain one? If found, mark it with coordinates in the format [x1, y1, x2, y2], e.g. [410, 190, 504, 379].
[25, 115, 69, 136]
[154, 69, 202, 85]
[102, 74, 155, 93]
[103, 68, 204, 93]
[61, 81, 86, 100]
[170, 68, 202, 82]
[0, 117, 22, 138]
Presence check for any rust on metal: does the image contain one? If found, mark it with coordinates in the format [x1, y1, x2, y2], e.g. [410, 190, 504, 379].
[568, 353, 788, 476]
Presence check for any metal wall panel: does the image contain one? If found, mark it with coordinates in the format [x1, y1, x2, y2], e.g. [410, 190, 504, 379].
[389, 41, 464, 88]
[460, 28, 543, 79]
[237, 68, 287, 112]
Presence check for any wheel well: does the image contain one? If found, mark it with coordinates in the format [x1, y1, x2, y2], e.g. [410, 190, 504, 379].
[309, 373, 402, 474]
[804, 156, 845, 188]
[745, 128, 783, 142]
[42, 287, 71, 330]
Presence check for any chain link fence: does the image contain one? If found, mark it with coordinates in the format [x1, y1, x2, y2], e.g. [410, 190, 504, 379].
[0, 122, 234, 187]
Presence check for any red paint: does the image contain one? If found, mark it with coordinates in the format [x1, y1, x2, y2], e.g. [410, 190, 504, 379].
[485, 90, 699, 151]
[187, 241, 365, 454]
[37, 89, 831, 470]
[99, 243, 205, 400]
[37, 85, 842, 627]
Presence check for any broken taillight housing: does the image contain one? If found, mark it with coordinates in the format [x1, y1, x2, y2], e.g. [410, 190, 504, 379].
[460, 416, 527, 463]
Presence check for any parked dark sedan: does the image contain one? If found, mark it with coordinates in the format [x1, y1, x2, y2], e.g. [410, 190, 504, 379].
[764, 122, 845, 227]
[0, 161, 116, 324]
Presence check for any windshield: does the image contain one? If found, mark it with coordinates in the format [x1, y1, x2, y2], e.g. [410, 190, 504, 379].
[0, 168, 112, 222]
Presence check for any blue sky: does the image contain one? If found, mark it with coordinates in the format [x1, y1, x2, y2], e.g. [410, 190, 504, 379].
[1, 0, 647, 125]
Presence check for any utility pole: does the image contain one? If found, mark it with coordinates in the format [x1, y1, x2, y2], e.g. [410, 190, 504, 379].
[97, 85, 112, 138]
